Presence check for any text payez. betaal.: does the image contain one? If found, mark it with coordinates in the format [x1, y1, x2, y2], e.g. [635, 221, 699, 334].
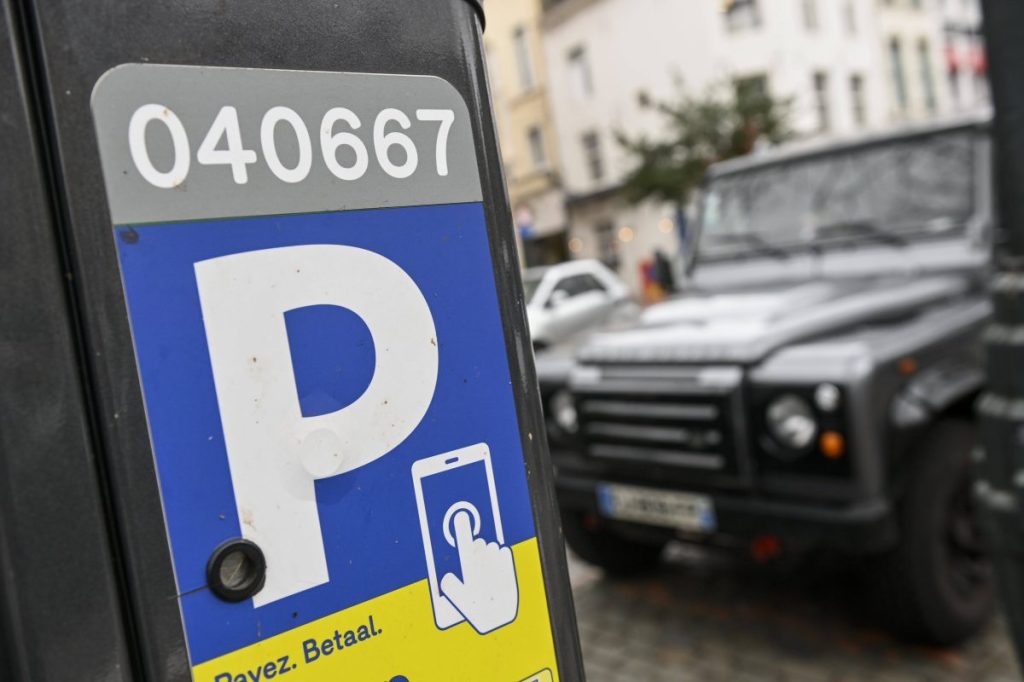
[214, 615, 383, 682]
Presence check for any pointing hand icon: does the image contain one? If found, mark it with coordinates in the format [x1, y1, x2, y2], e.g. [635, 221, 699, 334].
[440, 508, 519, 634]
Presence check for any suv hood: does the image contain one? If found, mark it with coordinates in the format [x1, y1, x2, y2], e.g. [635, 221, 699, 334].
[577, 276, 971, 364]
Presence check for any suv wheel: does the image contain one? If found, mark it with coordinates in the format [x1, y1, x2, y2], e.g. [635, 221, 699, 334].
[871, 419, 994, 645]
[561, 511, 666, 577]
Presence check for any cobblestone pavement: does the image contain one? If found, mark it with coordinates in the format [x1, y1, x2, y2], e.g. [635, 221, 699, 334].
[567, 545, 1020, 681]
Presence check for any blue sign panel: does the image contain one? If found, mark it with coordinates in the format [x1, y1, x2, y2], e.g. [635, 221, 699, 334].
[115, 206, 560, 678]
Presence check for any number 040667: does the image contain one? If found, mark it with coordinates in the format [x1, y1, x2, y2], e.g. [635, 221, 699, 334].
[127, 104, 455, 189]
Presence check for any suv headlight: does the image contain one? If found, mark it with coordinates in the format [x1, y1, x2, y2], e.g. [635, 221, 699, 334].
[766, 393, 817, 452]
[814, 382, 841, 412]
[550, 390, 579, 434]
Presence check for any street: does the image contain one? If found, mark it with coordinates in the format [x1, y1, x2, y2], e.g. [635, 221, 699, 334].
[5, 0, 1022, 679]
[568, 546, 1019, 681]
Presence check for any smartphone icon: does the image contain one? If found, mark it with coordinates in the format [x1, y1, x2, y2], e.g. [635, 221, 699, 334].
[412, 443, 505, 630]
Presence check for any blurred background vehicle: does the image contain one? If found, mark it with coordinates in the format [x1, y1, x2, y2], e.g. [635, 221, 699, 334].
[524, 259, 633, 350]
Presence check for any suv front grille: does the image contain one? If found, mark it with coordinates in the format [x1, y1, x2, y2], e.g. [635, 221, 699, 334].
[571, 365, 747, 484]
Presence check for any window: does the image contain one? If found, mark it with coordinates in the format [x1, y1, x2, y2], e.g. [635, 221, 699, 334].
[734, 74, 769, 121]
[485, 45, 500, 94]
[802, 0, 818, 30]
[890, 37, 908, 113]
[722, 0, 761, 31]
[579, 274, 606, 293]
[919, 38, 937, 114]
[527, 126, 547, 169]
[581, 131, 604, 181]
[595, 221, 620, 270]
[734, 74, 768, 102]
[843, 1, 857, 34]
[850, 74, 867, 126]
[513, 25, 535, 91]
[552, 274, 607, 300]
[735, 74, 768, 97]
[567, 46, 593, 98]
[813, 71, 830, 132]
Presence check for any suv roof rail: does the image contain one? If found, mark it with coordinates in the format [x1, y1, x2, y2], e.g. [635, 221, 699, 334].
[709, 110, 992, 179]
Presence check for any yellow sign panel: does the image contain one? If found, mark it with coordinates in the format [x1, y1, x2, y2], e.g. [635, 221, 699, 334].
[194, 540, 558, 682]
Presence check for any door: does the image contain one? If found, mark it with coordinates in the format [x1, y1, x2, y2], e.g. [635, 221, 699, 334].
[545, 273, 613, 342]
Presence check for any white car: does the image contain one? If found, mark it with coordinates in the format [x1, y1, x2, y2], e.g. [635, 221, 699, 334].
[522, 260, 632, 349]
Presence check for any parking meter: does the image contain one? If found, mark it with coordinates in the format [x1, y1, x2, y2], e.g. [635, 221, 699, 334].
[0, 1, 584, 680]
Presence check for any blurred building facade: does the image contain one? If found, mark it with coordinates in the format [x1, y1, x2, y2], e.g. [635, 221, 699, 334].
[484, 0, 569, 267]
[484, 0, 986, 291]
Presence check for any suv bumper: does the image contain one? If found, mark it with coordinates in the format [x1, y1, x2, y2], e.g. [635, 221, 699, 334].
[556, 472, 899, 554]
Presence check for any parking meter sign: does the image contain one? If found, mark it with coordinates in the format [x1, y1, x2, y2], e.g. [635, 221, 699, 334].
[92, 64, 561, 681]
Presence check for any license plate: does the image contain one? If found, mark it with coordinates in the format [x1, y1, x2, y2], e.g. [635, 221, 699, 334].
[597, 484, 716, 533]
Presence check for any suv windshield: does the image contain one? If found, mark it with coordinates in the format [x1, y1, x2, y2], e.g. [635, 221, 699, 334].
[699, 128, 978, 258]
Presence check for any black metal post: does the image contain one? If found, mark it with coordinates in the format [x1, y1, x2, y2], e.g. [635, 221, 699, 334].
[976, 0, 1024, 671]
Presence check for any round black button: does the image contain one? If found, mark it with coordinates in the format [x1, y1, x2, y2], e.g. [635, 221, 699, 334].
[206, 539, 266, 602]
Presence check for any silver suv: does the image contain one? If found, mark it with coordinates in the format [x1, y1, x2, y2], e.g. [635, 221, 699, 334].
[543, 116, 995, 645]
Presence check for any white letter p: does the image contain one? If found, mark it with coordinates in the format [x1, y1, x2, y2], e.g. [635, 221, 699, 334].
[195, 244, 438, 606]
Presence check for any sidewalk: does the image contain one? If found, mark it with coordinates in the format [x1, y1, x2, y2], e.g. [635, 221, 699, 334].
[567, 545, 1019, 681]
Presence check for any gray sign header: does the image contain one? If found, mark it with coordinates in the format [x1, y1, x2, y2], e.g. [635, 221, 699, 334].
[91, 64, 482, 225]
